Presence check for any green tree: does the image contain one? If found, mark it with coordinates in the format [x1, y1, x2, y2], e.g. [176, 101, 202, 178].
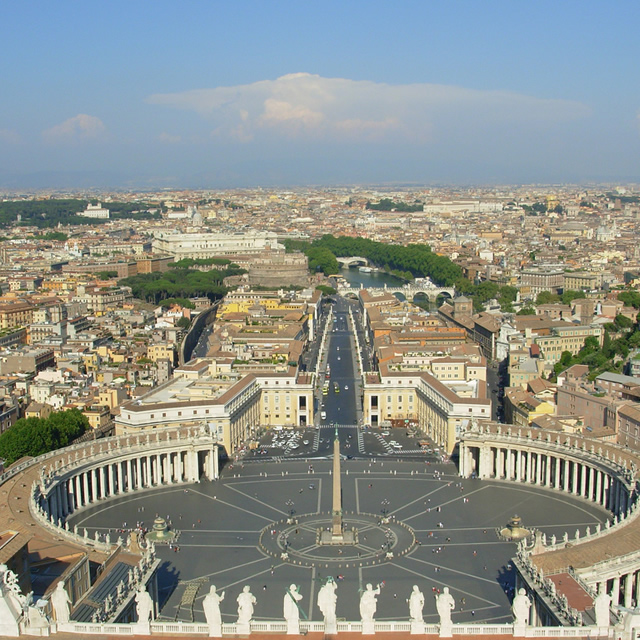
[0, 409, 88, 465]
[517, 307, 536, 315]
[618, 290, 640, 309]
[560, 290, 586, 305]
[536, 291, 560, 305]
[614, 314, 634, 330]
[176, 316, 191, 329]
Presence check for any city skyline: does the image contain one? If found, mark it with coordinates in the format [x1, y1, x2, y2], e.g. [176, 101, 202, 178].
[1, 0, 639, 188]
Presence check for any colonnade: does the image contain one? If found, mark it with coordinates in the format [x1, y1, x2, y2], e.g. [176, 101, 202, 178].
[40, 443, 219, 523]
[459, 440, 629, 515]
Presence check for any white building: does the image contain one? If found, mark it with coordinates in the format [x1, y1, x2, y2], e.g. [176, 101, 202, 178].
[78, 202, 110, 219]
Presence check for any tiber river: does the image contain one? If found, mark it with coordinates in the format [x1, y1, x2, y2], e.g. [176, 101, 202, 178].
[338, 266, 406, 289]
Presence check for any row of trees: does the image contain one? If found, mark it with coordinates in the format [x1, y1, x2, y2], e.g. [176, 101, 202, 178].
[120, 265, 245, 304]
[285, 235, 463, 286]
[365, 198, 423, 212]
[0, 409, 88, 465]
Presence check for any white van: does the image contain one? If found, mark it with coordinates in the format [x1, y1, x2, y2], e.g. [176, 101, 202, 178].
[321, 411, 327, 420]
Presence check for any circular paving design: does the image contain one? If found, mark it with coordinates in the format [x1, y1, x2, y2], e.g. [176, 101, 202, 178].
[259, 512, 416, 567]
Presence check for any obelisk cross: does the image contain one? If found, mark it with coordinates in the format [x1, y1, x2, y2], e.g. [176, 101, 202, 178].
[331, 427, 343, 536]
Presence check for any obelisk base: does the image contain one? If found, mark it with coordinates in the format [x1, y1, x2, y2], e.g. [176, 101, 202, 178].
[319, 529, 356, 545]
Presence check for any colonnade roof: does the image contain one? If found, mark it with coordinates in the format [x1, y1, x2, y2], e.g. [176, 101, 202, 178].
[532, 516, 640, 575]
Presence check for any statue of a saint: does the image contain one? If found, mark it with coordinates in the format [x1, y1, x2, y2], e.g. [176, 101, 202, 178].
[135, 587, 154, 622]
[436, 587, 455, 626]
[237, 586, 256, 625]
[283, 584, 303, 622]
[409, 585, 424, 622]
[51, 581, 71, 624]
[512, 588, 531, 626]
[360, 583, 381, 623]
[593, 589, 611, 628]
[203, 585, 224, 636]
[317, 577, 338, 632]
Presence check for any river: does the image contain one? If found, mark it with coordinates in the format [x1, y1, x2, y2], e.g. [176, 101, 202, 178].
[338, 267, 406, 289]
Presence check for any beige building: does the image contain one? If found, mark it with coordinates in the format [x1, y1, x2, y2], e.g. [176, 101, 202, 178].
[363, 364, 491, 454]
[535, 324, 602, 363]
[115, 363, 314, 453]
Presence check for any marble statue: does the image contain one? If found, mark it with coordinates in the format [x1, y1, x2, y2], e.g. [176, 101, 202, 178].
[409, 585, 424, 622]
[203, 585, 224, 637]
[512, 588, 531, 626]
[51, 580, 71, 624]
[360, 583, 381, 622]
[135, 586, 153, 622]
[317, 577, 338, 634]
[436, 587, 455, 626]
[284, 584, 303, 622]
[237, 586, 256, 625]
[593, 589, 611, 628]
[283, 584, 303, 634]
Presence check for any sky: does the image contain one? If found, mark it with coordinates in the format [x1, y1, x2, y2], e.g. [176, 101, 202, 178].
[1, 1, 639, 189]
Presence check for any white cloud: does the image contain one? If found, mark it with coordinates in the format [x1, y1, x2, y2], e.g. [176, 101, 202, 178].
[0, 129, 21, 144]
[158, 132, 182, 144]
[147, 73, 590, 144]
[43, 114, 106, 142]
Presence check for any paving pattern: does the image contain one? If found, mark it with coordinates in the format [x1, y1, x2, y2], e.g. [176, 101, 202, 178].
[67, 452, 610, 626]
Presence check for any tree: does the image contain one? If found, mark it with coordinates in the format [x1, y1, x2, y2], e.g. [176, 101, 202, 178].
[517, 307, 536, 315]
[560, 290, 586, 305]
[614, 314, 634, 330]
[0, 409, 88, 465]
[618, 290, 640, 309]
[536, 291, 560, 305]
[176, 316, 191, 329]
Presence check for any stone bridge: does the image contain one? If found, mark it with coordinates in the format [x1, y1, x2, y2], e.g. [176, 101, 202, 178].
[336, 256, 369, 268]
[338, 281, 455, 302]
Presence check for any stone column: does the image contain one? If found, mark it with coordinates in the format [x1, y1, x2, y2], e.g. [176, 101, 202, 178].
[162, 452, 173, 484]
[625, 573, 633, 608]
[562, 460, 570, 492]
[136, 457, 142, 489]
[544, 455, 551, 487]
[613, 576, 621, 605]
[189, 450, 199, 482]
[459, 443, 467, 476]
[67, 477, 75, 513]
[581, 464, 588, 498]
[536, 453, 542, 485]
[124, 458, 131, 491]
[60, 480, 69, 516]
[572, 461, 579, 495]
[74, 474, 82, 508]
[596, 471, 603, 506]
[516, 450, 522, 482]
[108, 463, 114, 497]
[50, 487, 59, 521]
[83, 471, 90, 505]
[589, 467, 595, 502]
[98, 466, 105, 499]
[173, 452, 181, 483]
[554, 456, 560, 489]
[213, 445, 219, 480]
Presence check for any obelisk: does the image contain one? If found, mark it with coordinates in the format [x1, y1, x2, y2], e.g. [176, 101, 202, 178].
[331, 427, 342, 536]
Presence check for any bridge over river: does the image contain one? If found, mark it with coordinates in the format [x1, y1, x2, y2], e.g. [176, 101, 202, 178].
[338, 280, 455, 302]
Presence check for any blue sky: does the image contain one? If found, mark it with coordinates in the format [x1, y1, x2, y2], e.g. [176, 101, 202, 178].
[1, 1, 639, 188]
